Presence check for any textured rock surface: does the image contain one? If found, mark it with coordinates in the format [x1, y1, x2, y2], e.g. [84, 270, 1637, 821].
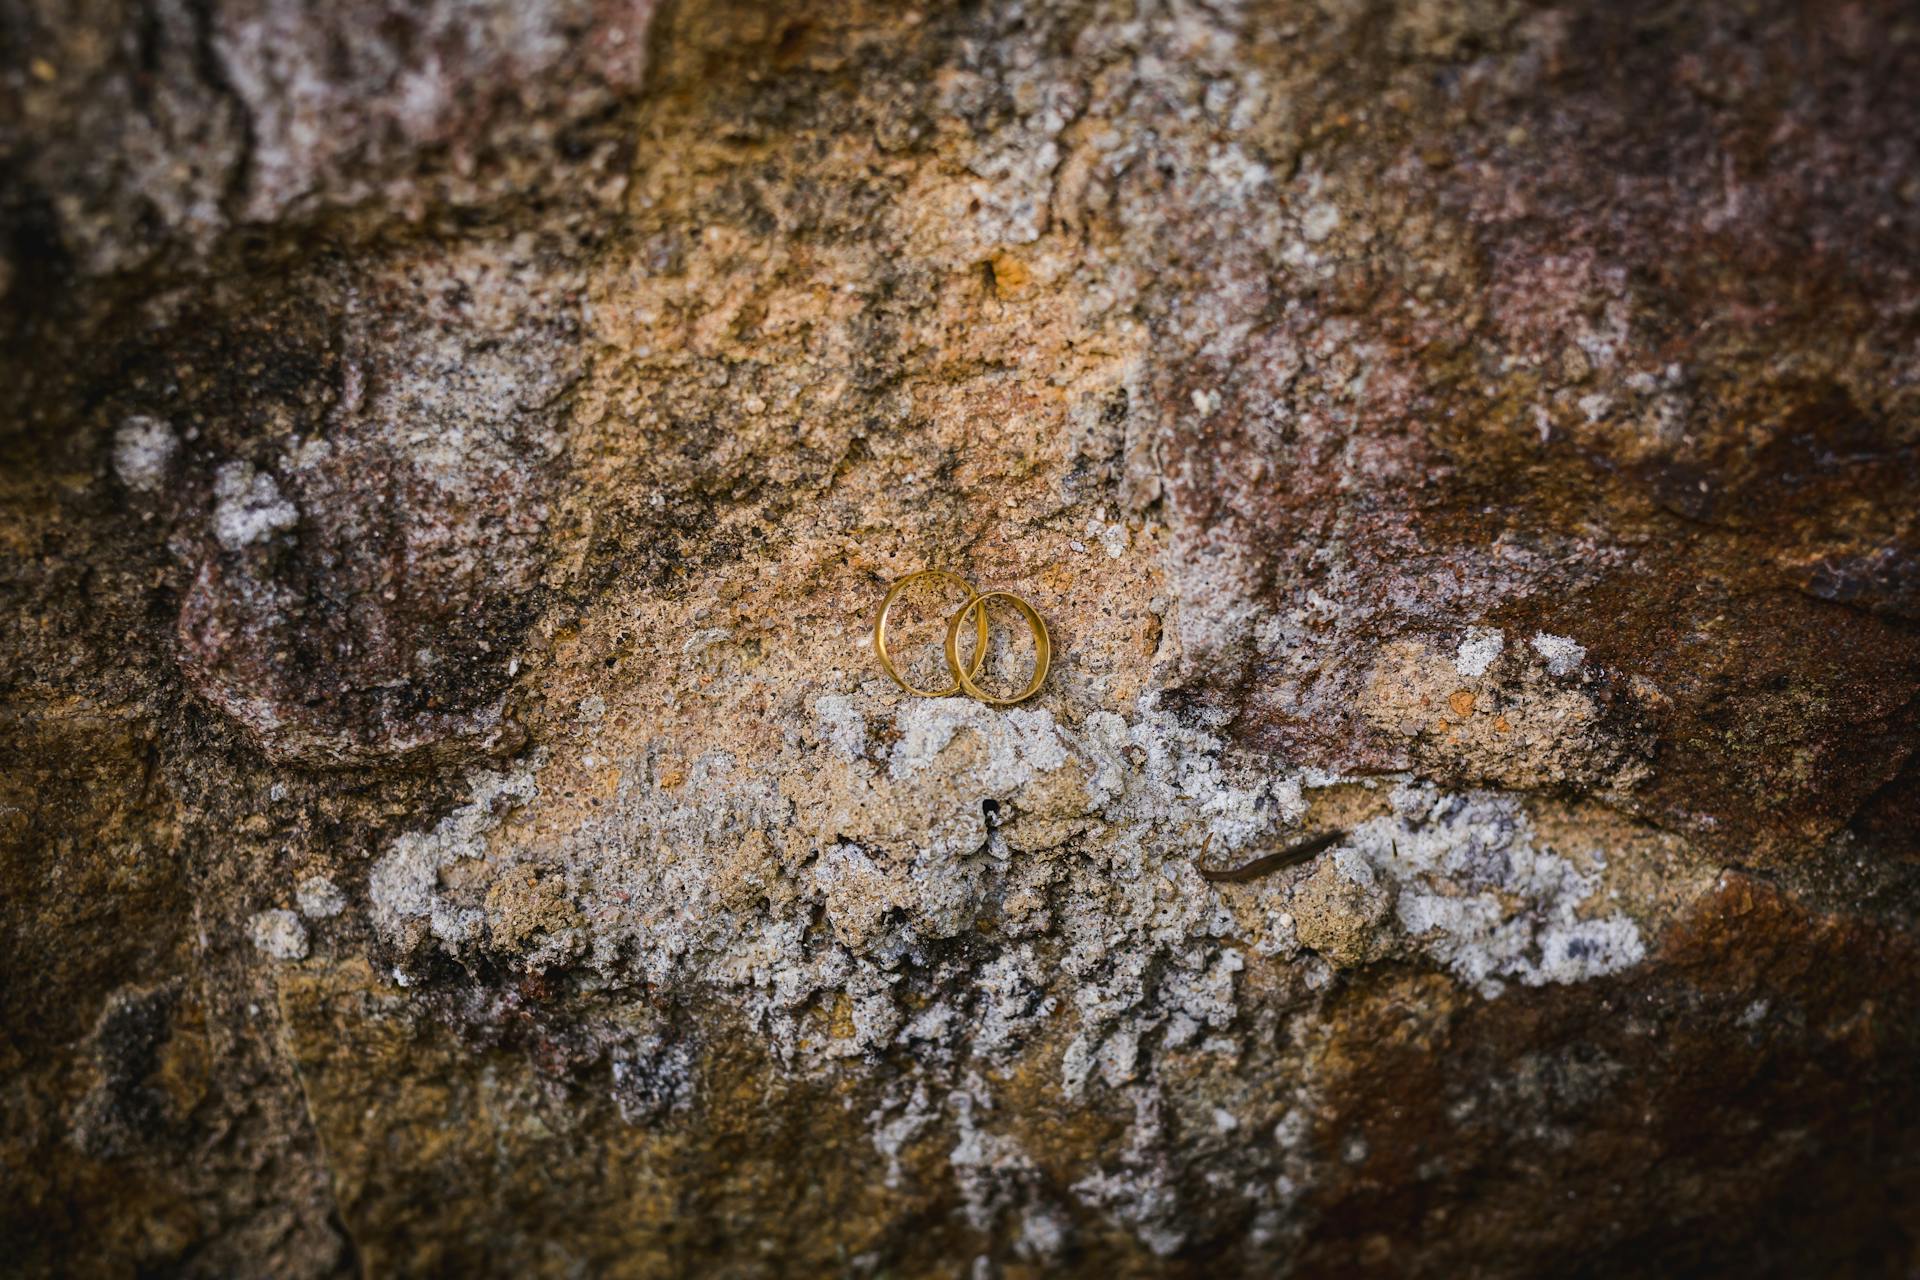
[3, 0, 1918, 1275]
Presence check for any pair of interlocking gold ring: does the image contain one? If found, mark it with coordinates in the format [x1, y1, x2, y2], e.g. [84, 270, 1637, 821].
[873, 570, 1051, 705]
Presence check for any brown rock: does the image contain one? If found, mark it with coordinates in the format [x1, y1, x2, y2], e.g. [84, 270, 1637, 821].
[2, 0, 1917, 1274]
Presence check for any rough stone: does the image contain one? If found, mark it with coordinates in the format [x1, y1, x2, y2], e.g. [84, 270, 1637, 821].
[3, 0, 1917, 1275]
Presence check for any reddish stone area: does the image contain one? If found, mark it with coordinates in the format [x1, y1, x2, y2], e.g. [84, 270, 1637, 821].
[1145, 0, 1920, 862]
[1298, 875, 1920, 1276]
[1518, 575, 1920, 859]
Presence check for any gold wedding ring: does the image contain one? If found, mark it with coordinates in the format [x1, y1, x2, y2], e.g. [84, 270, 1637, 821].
[874, 569, 989, 698]
[945, 590, 1051, 706]
[874, 571, 1052, 704]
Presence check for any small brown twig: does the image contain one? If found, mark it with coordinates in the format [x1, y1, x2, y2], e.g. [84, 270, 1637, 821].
[1193, 828, 1348, 883]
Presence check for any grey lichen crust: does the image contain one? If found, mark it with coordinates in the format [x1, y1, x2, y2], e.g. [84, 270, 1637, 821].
[351, 684, 1662, 1250]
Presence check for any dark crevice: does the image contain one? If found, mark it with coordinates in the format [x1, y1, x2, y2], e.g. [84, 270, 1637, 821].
[180, 0, 256, 225]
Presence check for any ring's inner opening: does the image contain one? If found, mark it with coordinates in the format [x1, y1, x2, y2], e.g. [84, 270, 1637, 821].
[886, 576, 979, 690]
[949, 596, 1038, 699]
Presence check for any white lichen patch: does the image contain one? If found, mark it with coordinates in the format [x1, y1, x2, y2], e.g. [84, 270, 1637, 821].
[295, 875, 346, 919]
[1455, 626, 1506, 678]
[1530, 631, 1587, 676]
[1300, 202, 1342, 244]
[811, 694, 867, 762]
[421, 691, 1609, 1148]
[211, 461, 298, 549]
[363, 688, 1326, 1100]
[948, 1080, 1045, 1233]
[1085, 509, 1132, 558]
[886, 699, 1069, 788]
[1331, 783, 1645, 996]
[1070, 1089, 1188, 1257]
[249, 908, 309, 960]
[368, 759, 540, 949]
[111, 415, 177, 492]
[870, 1083, 936, 1188]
